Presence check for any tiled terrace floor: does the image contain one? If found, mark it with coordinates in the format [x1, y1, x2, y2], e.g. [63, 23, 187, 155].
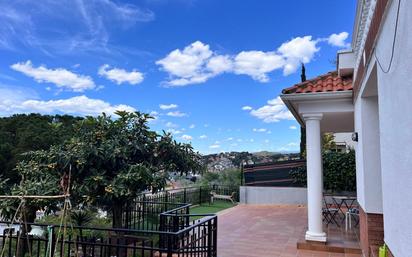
[217, 205, 362, 257]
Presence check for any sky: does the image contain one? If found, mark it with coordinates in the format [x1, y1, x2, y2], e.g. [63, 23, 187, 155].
[0, 0, 356, 154]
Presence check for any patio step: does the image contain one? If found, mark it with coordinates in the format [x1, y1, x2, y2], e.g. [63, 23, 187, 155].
[297, 238, 362, 254]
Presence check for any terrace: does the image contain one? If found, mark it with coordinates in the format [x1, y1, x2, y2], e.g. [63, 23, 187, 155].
[218, 204, 361, 257]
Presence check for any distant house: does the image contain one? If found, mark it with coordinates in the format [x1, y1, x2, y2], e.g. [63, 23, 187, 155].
[280, 0, 412, 256]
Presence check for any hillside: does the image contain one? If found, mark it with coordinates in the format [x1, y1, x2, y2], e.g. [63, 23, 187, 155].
[202, 151, 300, 172]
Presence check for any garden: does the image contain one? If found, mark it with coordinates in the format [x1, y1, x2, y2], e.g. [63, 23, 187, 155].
[0, 111, 225, 257]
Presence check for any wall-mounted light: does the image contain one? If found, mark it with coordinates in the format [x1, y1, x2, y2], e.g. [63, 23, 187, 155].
[352, 132, 358, 142]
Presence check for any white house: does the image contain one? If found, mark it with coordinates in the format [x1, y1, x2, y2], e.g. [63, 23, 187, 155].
[281, 0, 412, 256]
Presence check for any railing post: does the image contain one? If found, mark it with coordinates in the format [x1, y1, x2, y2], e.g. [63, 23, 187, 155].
[185, 206, 190, 227]
[213, 217, 218, 256]
[199, 186, 202, 204]
[183, 188, 187, 203]
[50, 226, 56, 257]
[207, 221, 212, 257]
[167, 234, 173, 257]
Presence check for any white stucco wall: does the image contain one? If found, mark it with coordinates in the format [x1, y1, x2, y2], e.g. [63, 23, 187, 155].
[354, 99, 366, 209]
[333, 132, 356, 149]
[358, 1, 412, 256]
[239, 186, 307, 205]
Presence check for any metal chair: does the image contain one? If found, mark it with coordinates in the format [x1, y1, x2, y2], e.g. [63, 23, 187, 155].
[322, 195, 340, 227]
[345, 207, 360, 230]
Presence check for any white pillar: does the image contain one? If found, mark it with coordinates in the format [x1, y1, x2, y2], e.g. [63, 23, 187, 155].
[303, 113, 327, 242]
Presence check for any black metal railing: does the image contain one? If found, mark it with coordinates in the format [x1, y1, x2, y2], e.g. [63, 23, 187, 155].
[0, 185, 236, 257]
[0, 216, 217, 257]
[121, 185, 238, 231]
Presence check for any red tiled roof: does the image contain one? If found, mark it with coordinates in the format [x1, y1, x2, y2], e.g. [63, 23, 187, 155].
[282, 71, 353, 94]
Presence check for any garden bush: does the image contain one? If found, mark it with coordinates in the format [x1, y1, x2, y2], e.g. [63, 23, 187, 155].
[290, 149, 356, 192]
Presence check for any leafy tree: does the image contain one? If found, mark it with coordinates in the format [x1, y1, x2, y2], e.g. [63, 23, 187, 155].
[199, 168, 242, 187]
[1, 111, 202, 229]
[0, 114, 81, 185]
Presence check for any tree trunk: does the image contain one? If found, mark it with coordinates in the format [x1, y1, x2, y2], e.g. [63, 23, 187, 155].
[110, 201, 126, 257]
[16, 206, 36, 257]
[112, 201, 124, 229]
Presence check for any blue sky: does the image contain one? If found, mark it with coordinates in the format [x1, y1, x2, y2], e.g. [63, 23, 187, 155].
[0, 0, 356, 154]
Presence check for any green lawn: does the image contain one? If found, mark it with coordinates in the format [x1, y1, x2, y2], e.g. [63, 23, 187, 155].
[190, 200, 236, 218]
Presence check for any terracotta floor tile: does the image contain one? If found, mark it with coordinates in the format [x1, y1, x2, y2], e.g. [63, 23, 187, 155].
[216, 205, 362, 257]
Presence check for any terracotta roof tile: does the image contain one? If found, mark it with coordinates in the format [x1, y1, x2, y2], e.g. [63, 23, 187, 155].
[282, 71, 353, 94]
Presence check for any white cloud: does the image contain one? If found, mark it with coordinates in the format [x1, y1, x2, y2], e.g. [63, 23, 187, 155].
[209, 144, 220, 149]
[206, 55, 233, 74]
[167, 111, 187, 117]
[199, 135, 207, 139]
[159, 104, 178, 110]
[0, 1, 154, 54]
[156, 36, 322, 85]
[165, 121, 178, 128]
[277, 142, 300, 152]
[233, 50, 284, 82]
[11, 60, 96, 92]
[156, 41, 216, 86]
[249, 96, 294, 123]
[264, 139, 270, 143]
[0, 85, 39, 116]
[149, 111, 159, 118]
[167, 128, 182, 135]
[242, 105, 253, 111]
[253, 128, 267, 133]
[189, 124, 195, 129]
[0, 93, 135, 117]
[277, 36, 319, 75]
[327, 32, 350, 48]
[227, 137, 233, 141]
[289, 125, 297, 130]
[98, 64, 143, 85]
[181, 134, 192, 141]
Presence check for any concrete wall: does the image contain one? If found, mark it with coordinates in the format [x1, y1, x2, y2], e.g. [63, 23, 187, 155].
[240, 186, 307, 205]
[374, 1, 412, 255]
[354, 90, 383, 214]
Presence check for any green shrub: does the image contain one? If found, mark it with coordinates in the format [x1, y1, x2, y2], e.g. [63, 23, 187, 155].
[290, 150, 356, 192]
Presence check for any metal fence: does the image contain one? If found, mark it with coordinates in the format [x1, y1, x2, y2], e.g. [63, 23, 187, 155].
[121, 185, 238, 230]
[0, 216, 217, 257]
[0, 185, 237, 257]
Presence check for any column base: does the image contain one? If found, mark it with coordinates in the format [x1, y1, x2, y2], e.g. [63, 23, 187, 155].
[305, 231, 327, 242]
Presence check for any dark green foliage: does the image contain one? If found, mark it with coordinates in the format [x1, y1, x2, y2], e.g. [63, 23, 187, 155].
[200, 168, 242, 187]
[289, 165, 307, 187]
[290, 150, 356, 192]
[70, 210, 94, 227]
[323, 150, 356, 192]
[0, 114, 81, 184]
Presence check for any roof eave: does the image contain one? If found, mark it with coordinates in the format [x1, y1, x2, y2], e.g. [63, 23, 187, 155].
[280, 90, 353, 128]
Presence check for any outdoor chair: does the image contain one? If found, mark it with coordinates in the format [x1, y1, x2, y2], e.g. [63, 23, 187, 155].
[322, 195, 340, 227]
[345, 207, 360, 231]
